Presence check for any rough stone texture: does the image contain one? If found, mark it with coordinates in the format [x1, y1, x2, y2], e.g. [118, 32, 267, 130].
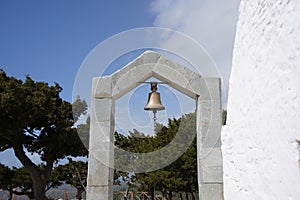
[88, 50, 223, 199]
[92, 76, 112, 99]
[223, 0, 300, 199]
[202, 184, 223, 200]
[86, 186, 111, 200]
[87, 98, 114, 200]
[197, 77, 223, 200]
[92, 51, 207, 100]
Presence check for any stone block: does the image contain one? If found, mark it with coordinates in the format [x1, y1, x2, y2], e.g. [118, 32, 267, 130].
[87, 153, 113, 186]
[91, 150, 114, 168]
[92, 76, 112, 98]
[196, 77, 221, 101]
[198, 125, 222, 148]
[157, 55, 196, 80]
[112, 64, 153, 99]
[197, 100, 222, 125]
[135, 50, 161, 65]
[184, 73, 202, 96]
[91, 98, 114, 122]
[153, 63, 200, 99]
[198, 148, 223, 183]
[202, 165, 223, 183]
[153, 63, 194, 89]
[86, 186, 112, 200]
[89, 140, 114, 152]
[200, 148, 223, 165]
[89, 121, 113, 146]
[201, 183, 223, 200]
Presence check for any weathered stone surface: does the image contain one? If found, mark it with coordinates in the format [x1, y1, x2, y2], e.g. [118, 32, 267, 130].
[88, 120, 114, 151]
[87, 154, 112, 186]
[92, 98, 114, 122]
[200, 148, 223, 183]
[201, 184, 223, 200]
[92, 150, 114, 166]
[153, 62, 194, 88]
[198, 100, 222, 125]
[86, 185, 112, 200]
[92, 76, 112, 99]
[196, 78, 223, 199]
[88, 85, 115, 199]
[112, 64, 153, 99]
[200, 77, 221, 101]
[199, 125, 222, 148]
[152, 63, 200, 99]
[185, 76, 221, 101]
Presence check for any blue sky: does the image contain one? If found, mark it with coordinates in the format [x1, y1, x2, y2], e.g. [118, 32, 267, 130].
[0, 0, 240, 167]
[0, 0, 155, 101]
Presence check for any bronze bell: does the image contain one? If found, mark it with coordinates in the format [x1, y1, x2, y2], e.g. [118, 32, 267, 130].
[144, 83, 165, 111]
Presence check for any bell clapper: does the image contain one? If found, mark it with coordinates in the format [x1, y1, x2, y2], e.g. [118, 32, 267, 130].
[153, 110, 157, 124]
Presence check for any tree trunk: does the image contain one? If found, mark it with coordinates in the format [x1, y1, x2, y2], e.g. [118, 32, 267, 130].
[149, 187, 155, 200]
[13, 145, 50, 200]
[13, 191, 34, 199]
[168, 191, 172, 200]
[190, 192, 196, 200]
[179, 193, 183, 200]
[162, 189, 165, 200]
[76, 186, 85, 199]
[8, 190, 13, 200]
[32, 178, 48, 200]
[185, 192, 189, 200]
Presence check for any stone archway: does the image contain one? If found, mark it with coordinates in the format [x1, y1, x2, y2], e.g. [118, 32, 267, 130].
[86, 50, 223, 200]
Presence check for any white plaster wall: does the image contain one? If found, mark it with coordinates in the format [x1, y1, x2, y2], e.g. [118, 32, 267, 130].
[223, 0, 300, 199]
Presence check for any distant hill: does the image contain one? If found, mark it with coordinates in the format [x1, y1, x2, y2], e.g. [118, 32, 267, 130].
[1, 183, 128, 200]
[0, 184, 79, 200]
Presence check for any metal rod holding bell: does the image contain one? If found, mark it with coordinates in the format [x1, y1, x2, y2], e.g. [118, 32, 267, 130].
[142, 82, 167, 126]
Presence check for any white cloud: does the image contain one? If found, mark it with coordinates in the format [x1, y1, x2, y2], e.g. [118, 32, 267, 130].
[150, 0, 241, 106]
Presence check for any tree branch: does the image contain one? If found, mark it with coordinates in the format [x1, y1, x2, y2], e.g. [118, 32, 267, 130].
[13, 145, 39, 178]
[45, 159, 54, 180]
[45, 183, 53, 192]
[25, 127, 39, 138]
[12, 190, 33, 197]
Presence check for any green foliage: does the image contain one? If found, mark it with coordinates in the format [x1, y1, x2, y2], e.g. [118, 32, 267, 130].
[0, 163, 61, 199]
[0, 70, 87, 159]
[0, 163, 33, 199]
[54, 160, 87, 189]
[11, 167, 32, 192]
[76, 116, 90, 149]
[0, 163, 14, 191]
[53, 160, 87, 199]
[0, 70, 87, 200]
[114, 112, 198, 198]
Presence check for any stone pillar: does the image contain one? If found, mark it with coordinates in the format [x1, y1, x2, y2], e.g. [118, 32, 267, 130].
[87, 77, 115, 200]
[197, 78, 223, 200]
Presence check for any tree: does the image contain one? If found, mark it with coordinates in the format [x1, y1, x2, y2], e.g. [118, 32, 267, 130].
[54, 160, 87, 199]
[0, 163, 14, 199]
[10, 166, 34, 199]
[76, 116, 90, 149]
[0, 70, 87, 200]
[0, 164, 35, 199]
[114, 113, 198, 200]
[0, 163, 61, 200]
